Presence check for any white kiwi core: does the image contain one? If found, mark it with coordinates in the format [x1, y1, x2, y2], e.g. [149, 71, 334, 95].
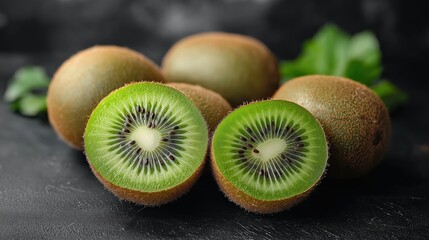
[131, 126, 161, 151]
[252, 138, 286, 162]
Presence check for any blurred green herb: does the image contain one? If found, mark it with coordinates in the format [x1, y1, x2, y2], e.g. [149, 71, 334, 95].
[371, 80, 408, 111]
[279, 24, 407, 111]
[3, 66, 49, 116]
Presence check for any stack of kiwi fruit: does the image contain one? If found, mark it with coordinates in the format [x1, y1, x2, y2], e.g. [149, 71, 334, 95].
[47, 32, 390, 214]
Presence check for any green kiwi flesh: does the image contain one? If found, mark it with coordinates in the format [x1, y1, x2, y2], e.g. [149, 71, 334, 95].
[211, 100, 328, 213]
[162, 32, 279, 107]
[84, 82, 208, 206]
[273, 75, 391, 179]
[48, 45, 165, 149]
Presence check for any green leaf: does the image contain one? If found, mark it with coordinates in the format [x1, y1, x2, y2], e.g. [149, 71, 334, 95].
[279, 23, 407, 112]
[18, 94, 47, 117]
[280, 24, 381, 85]
[371, 80, 408, 111]
[4, 66, 49, 102]
[3, 66, 50, 117]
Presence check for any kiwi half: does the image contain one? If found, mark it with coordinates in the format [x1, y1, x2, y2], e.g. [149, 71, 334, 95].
[211, 100, 328, 214]
[162, 32, 279, 107]
[48, 45, 165, 149]
[166, 82, 232, 132]
[84, 82, 208, 206]
[273, 75, 391, 179]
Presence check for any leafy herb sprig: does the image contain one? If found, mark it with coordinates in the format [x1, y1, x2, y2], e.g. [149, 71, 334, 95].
[279, 24, 407, 111]
[3, 66, 50, 116]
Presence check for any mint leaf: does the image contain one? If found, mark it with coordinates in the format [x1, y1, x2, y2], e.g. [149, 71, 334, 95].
[345, 31, 381, 85]
[3, 66, 50, 117]
[18, 94, 47, 117]
[371, 80, 408, 111]
[279, 24, 407, 111]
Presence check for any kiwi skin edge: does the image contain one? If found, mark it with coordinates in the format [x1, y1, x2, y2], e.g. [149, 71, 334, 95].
[210, 148, 315, 214]
[89, 160, 205, 206]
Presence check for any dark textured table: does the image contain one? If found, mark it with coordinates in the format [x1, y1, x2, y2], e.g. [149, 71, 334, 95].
[0, 54, 428, 239]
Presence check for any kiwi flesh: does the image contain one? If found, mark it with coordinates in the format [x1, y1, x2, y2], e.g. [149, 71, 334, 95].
[47, 45, 165, 149]
[162, 32, 280, 107]
[166, 82, 232, 132]
[211, 100, 328, 214]
[84, 82, 208, 206]
[273, 75, 391, 179]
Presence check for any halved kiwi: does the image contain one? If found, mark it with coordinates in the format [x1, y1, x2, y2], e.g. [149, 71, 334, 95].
[48, 45, 165, 149]
[211, 100, 328, 214]
[84, 82, 208, 206]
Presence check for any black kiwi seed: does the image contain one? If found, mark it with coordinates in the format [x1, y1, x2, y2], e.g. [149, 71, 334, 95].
[295, 136, 302, 141]
[173, 126, 179, 130]
[137, 105, 144, 113]
[296, 143, 304, 148]
[253, 149, 260, 153]
[130, 140, 136, 145]
[170, 131, 176, 135]
[240, 136, 247, 141]
[123, 128, 130, 133]
[238, 150, 244, 154]
[246, 127, 252, 133]
[247, 143, 253, 148]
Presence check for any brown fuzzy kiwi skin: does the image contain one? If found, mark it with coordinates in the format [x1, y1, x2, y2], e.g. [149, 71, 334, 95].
[162, 32, 280, 107]
[47, 45, 165, 149]
[89, 158, 205, 206]
[273, 75, 391, 179]
[210, 147, 316, 214]
[166, 82, 232, 132]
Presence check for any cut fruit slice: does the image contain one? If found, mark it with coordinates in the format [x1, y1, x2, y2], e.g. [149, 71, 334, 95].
[211, 100, 328, 213]
[84, 82, 208, 206]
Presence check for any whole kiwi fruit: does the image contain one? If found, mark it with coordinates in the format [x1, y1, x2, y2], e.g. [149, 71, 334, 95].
[166, 82, 232, 132]
[211, 100, 328, 214]
[273, 75, 391, 179]
[84, 82, 208, 206]
[162, 32, 280, 107]
[47, 45, 165, 149]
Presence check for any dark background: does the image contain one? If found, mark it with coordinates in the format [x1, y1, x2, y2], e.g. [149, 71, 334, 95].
[1, 0, 428, 239]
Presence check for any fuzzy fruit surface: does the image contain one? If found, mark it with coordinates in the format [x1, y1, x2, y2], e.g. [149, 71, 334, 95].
[166, 82, 232, 131]
[47, 46, 165, 149]
[162, 32, 280, 107]
[273, 75, 391, 179]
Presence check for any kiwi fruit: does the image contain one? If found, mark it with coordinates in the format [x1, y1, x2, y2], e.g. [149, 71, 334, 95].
[162, 32, 280, 107]
[84, 82, 208, 206]
[211, 100, 328, 214]
[47, 45, 165, 149]
[166, 82, 232, 132]
[273, 75, 391, 179]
